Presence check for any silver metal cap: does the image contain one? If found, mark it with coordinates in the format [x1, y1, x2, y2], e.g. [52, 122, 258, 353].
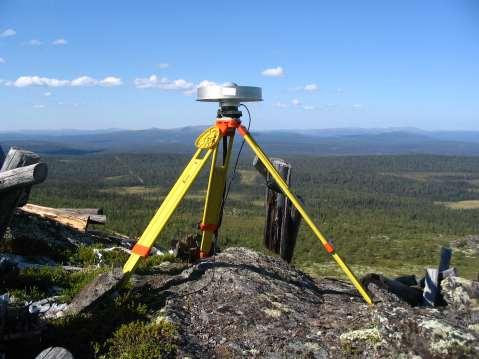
[197, 83, 262, 105]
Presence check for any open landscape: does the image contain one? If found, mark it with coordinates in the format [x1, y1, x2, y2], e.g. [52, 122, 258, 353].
[2, 1, 478, 357]
[27, 149, 479, 279]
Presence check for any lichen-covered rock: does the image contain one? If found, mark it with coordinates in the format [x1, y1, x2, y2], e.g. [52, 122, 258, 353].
[442, 276, 479, 313]
[131, 247, 479, 358]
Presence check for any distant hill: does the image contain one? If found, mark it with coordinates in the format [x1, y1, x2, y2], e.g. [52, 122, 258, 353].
[1, 127, 479, 156]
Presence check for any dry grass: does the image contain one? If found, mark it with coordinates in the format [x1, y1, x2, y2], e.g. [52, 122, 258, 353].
[441, 200, 479, 210]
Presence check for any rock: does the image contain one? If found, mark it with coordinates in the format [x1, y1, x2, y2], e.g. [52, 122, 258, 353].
[133, 247, 479, 358]
[35, 346, 74, 359]
[441, 276, 479, 329]
[29, 297, 68, 319]
[65, 268, 124, 316]
[158, 247, 351, 358]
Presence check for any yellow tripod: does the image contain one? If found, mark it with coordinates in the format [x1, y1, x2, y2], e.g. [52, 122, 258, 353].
[122, 118, 373, 305]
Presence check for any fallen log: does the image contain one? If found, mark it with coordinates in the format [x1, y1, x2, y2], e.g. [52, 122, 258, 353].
[0, 148, 44, 240]
[0, 163, 48, 193]
[58, 208, 104, 215]
[18, 204, 107, 230]
[18, 204, 89, 232]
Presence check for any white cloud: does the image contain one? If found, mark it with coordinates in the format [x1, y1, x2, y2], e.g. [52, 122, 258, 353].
[71, 76, 97, 87]
[302, 105, 316, 110]
[27, 39, 43, 46]
[335, 87, 344, 94]
[352, 104, 363, 109]
[274, 101, 288, 108]
[197, 80, 217, 88]
[0, 29, 16, 38]
[52, 38, 67, 45]
[5, 75, 123, 88]
[261, 66, 284, 77]
[99, 76, 122, 87]
[0, 57, 5, 64]
[157, 63, 169, 69]
[291, 98, 301, 106]
[44, 91, 52, 96]
[134, 75, 195, 91]
[10, 76, 69, 87]
[33, 104, 45, 109]
[303, 83, 319, 92]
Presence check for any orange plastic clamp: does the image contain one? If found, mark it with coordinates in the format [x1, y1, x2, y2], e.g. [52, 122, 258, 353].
[215, 119, 241, 136]
[323, 242, 335, 254]
[199, 223, 219, 232]
[132, 243, 151, 257]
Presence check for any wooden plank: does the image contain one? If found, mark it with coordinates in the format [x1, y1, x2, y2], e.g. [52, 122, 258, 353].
[18, 204, 89, 232]
[57, 208, 104, 215]
[0, 163, 48, 192]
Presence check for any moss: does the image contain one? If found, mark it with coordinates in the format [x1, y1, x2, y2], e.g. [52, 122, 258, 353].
[1, 266, 104, 302]
[103, 320, 177, 358]
[45, 291, 151, 358]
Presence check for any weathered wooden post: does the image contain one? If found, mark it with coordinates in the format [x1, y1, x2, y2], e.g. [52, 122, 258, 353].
[0, 147, 48, 240]
[253, 156, 302, 263]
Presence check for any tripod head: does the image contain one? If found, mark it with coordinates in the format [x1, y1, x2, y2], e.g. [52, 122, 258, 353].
[197, 82, 262, 118]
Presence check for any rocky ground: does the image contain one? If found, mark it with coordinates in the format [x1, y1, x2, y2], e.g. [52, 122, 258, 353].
[1, 212, 478, 358]
[139, 247, 479, 358]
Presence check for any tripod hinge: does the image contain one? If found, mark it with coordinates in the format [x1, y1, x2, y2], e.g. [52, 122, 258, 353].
[216, 119, 241, 136]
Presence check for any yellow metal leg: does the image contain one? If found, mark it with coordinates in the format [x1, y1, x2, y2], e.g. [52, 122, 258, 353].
[123, 147, 214, 273]
[239, 128, 373, 305]
[199, 135, 235, 256]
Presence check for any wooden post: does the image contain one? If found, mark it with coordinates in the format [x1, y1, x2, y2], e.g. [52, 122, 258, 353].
[254, 156, 302, 263]
[0, 148, 46, 240]
[423, 246, 453, 306]
[0, 145, 4, 168]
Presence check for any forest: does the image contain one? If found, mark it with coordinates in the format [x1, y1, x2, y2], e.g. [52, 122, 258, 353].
[29, 151, 479, 280]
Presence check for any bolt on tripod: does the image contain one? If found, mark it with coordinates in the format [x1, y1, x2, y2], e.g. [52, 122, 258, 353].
[122, 83, 373, 305]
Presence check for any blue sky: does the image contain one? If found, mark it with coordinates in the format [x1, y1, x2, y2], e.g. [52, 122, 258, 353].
[0, 0, 478, 131]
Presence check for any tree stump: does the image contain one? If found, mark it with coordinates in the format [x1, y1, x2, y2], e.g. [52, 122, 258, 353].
[0, 148, 46, 240]
[253, 157, 302, 263]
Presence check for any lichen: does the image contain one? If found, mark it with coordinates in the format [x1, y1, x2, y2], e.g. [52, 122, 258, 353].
[339, 327, 382, 345]
[418, 319, 476, 356]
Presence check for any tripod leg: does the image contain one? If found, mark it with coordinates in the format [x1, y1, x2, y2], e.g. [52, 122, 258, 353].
[199, 134, 235, 257]
[238, 126, 373, 305]
[123, 147, 215, 273]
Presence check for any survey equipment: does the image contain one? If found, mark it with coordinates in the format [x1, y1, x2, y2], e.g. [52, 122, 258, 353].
[122, 82, 373, 304]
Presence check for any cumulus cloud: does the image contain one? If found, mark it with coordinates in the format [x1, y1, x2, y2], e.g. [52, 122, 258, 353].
[11, 76, 69, 87]
[5, 75, 123, 88]
[27, 39, 43, 46]
[261, 66, 284, 77]
[52, 38, 67, 45]
[0, 29, 16, 38]
[100, 76, 123, 87]
[303, 83, 319, 92]
[291, 98, 301, 106]
[157, 63, 169, 69]
[291, 83, 319, 92]
[70, 76, 97, 87]
[134, 75, 194, 91]
[44, 91, 52, 96]
[0, 57, 5, 64]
